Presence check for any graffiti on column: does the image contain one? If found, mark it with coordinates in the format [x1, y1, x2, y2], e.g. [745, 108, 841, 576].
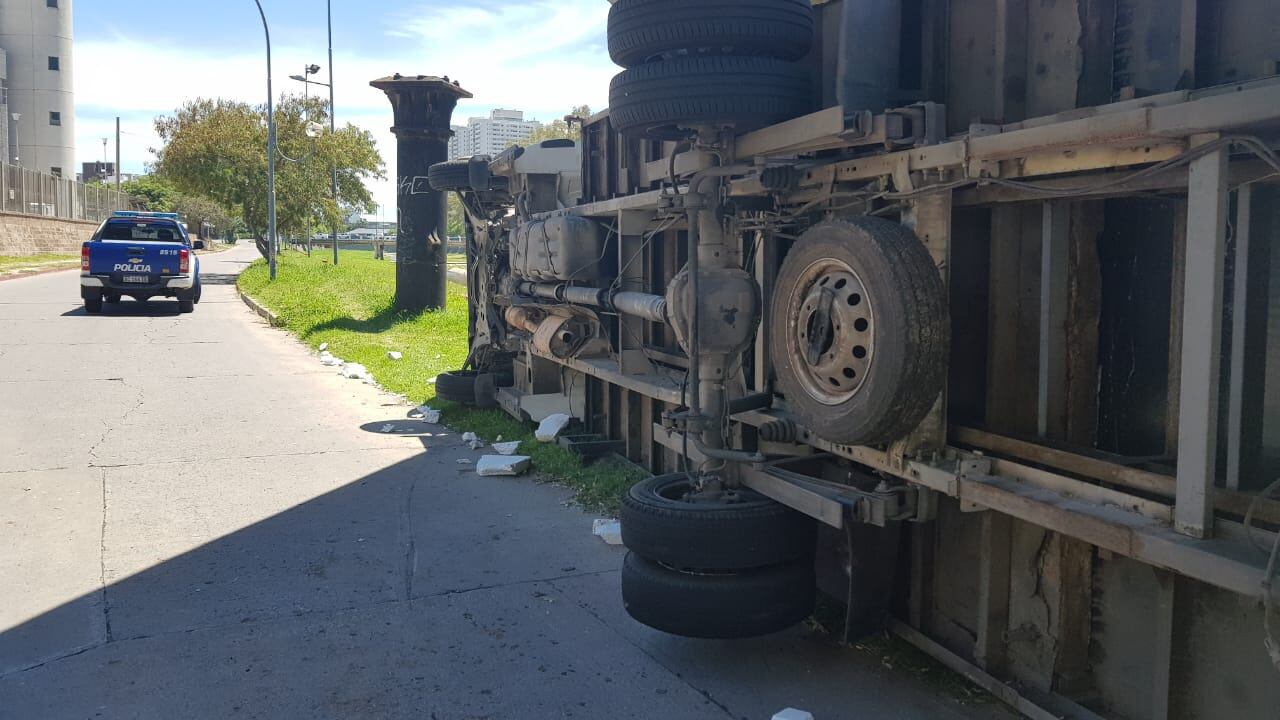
[397, 176, 433, 196]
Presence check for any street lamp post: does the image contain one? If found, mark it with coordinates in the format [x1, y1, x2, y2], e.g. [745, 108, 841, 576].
[253, 0, 279, 280]
[328, 0, 339, 266]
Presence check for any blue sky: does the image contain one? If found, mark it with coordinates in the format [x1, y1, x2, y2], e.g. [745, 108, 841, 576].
[73, 0, 613, 212]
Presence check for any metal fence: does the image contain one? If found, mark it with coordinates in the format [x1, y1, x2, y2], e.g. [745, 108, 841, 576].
[1, 163, 136, 223]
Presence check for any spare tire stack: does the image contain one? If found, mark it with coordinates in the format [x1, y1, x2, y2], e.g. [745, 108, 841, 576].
[606, 0, 815, 139]
[619, 473, 817, 638]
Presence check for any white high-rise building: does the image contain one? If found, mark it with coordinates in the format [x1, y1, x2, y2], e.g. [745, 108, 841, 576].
[448, 109, 541, 159]
[0, 0, 75, 176]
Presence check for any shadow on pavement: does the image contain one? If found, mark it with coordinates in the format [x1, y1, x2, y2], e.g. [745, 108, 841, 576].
[60, 298, 184, 317]
[0, 437, 995, 720]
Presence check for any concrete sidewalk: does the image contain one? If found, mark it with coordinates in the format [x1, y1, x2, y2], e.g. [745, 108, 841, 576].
[0, 244, 1001, 719]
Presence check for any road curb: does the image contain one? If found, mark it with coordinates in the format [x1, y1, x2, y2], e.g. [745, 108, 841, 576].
[238, 288, 283, 327]
[0, 262, 80, 282]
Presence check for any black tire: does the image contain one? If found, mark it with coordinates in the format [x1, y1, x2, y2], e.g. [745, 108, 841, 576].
[435, 369, 497, 407]
[621, 473, 814, 570]
[608, 56, 811, 139]
[622, 552, 815, 639]
[427, 160, 473, 191]
[193, 278, 203, 304]
[178, 298, 195, 314]
[770, 218, 949, 446]
[103, 293, 121, 304]
[84, 293, 103, 314]
[608, 0, 814, 67]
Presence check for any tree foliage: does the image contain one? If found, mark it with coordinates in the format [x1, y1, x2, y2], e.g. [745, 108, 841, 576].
[523, 105, 592, 145]
[119, 175, 238, 239]
[153, 95, 384, 254]
[121, 175, 180, 212]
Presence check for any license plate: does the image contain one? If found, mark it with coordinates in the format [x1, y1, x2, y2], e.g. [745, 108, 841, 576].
[122, 275, 149, 284]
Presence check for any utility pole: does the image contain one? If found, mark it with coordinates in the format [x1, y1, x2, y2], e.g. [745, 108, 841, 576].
[114, 117, 121, 194]
[328, 0, 340, 266]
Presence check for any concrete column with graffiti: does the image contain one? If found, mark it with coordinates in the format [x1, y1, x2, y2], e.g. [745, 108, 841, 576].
[371, 74, 471, 312]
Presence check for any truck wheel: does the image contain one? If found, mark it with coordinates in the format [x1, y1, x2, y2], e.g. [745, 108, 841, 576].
[770, 218, 949, 446]
[84, 293, 103, 314]
[621, 473, 814, 570]
[608, 56, 811, 139]
[622, 552, 815, 639]
[193, 278, 203, 304]
[608, 0, 814, 67]
[435, 370, 497, 407]
[178, 298, 195, 314]
[104, 293, 121, 304]
[427, 160, 475, 192]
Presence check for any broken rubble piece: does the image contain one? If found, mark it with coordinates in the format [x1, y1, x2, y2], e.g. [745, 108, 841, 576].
[772, 711, 814, 720]
[462, 432, 478, 442]
[409, 404, 442, 424]
[318, 342, 329, 352]
[491, 440, 521, 456]
[426, 376, 438, 384]
[535, 413, 572, 442]
[592, 519, 623, 545]
[387, 351, 403, 361]
[319, 352, 342, 367]
[340, 362, 370, 380]
[475, 455, 532, 476]
[455, 458, 474, 465]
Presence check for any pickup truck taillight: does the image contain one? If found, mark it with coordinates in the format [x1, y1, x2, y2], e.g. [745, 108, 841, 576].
[179, 248, 190, 274]
[81, 245, 89, 272]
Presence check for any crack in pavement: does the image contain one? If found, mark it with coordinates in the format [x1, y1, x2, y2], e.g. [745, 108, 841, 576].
[87, 379, 145, 463]
[0, 568, 619, 681]
[98, 467, 114, 644]
[401, 477, 419, 601]
[546, 576, 738, 719]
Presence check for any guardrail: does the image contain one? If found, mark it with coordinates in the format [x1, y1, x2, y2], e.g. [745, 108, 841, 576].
[297, 236, 467, 257]
[1, 163, 136, 223]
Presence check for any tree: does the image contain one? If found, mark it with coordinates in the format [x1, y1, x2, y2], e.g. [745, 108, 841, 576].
[153, 95, 384, 259]
[172, 194, 238, 240]
[523, 105, 592, 145]
[121, 175, 180, 212]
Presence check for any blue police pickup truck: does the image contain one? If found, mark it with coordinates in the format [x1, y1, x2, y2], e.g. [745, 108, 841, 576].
[80, 211, 203, 314]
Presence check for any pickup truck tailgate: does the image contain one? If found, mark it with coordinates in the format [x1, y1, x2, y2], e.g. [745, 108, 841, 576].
[86, 241, 184, 284]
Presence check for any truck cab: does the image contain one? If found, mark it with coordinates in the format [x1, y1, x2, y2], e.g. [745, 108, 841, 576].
[80, 211, 203, 314]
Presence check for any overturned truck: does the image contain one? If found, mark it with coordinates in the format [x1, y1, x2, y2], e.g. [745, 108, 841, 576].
[432, 0, 1280, 716]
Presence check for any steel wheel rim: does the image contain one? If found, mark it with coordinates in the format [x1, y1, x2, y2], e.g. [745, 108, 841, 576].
[785, 257, 875, 406]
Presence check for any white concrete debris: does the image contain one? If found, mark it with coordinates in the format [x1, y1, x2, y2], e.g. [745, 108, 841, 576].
[535, 413, 572, 442]
[318, 342, 329, 352]
[592, 519, 623, 545]
[426, 376, 438, 384]
[476, 455, 532, 476]
[409, 405, 441, 424]
[455, 458, 474, 465]
[339, 362, 371, 380]
[387, 351, 403, 361]
[491, 440, 521, 456]
[461, 431, 485, 450]
[772, 710, 814, 720]
[319, 352, 342, 367]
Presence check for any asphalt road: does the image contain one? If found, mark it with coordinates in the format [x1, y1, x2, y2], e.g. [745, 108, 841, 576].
[0, 244, 1000, 719]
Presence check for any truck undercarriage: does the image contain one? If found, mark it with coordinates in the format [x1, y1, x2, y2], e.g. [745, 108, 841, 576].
[433, 1, 1280, 716]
